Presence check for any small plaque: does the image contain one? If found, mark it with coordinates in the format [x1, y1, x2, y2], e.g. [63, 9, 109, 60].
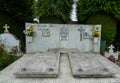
[42, 28, 50, 37]
[60, 28, 69, 41]
[83, 32, 92, 39]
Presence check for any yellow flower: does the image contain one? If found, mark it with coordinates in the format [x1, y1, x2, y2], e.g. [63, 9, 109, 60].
[93, 31, 100, 37]
[24, 26, 35, 36]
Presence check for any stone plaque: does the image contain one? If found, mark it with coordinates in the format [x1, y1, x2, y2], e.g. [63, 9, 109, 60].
[42, 28, 50, 37]
[60, 28, 69, 41]
[83, 32, 92, 39]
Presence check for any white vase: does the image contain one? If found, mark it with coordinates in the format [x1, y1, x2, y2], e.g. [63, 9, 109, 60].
[94, 37, 98, 43]
[27, 36, 33, 43]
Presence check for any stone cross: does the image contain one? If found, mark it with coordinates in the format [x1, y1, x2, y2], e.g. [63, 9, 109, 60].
[108, 44, 114, 55]
[78, 26, 85, 41]
[3, 24, 10, 33]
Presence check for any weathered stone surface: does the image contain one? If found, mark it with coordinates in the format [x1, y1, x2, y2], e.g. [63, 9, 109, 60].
[68, 53, 116, 78]
[26, 23, 101, 53]
[0, 52, 120, 83]
[48, 48, 79, 53]
[14, 52, 60, 78]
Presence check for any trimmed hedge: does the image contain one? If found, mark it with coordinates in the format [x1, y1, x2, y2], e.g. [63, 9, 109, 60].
[86, 13, 116, 45]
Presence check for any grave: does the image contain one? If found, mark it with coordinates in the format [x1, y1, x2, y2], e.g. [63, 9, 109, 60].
[0, 24, 20, 52]
[25, 23, 101, 53]
[105, 44, 119, 63]
[1, 23, 120, 83]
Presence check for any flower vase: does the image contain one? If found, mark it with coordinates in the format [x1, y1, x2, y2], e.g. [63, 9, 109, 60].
[27, 36, 33, 43]
[94, 37, 98, 43]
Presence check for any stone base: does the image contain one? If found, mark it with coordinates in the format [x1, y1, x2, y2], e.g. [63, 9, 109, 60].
[1, 52, 120, 83]
[48, 48, 79, 53]
[14, 52, 60, 78]
[68, 53, 114, 78]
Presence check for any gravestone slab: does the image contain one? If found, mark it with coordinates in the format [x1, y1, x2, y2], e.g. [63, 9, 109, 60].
[68, 53, 114, 78]
[14, 52, 60, 78]
[25, 23, 101, 53]
[0, 24, 20, 52]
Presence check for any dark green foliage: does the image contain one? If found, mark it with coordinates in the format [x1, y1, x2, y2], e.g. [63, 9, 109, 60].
[77, 0, 119, 46]
[77, 0, 120, 22]
[32, 0, 73, 23]
[0, 0, 33, 50]
[0, 12, 25, 51]
[0, 45, 20, 70]
[86, 13, 116, 45]
[0, 0, 33, 22]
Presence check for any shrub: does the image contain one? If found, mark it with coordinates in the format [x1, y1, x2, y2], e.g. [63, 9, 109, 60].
[0, 45, 21, 70]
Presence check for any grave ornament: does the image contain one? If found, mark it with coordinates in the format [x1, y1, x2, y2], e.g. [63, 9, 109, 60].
[0, 24, 20, 53]
[78, 26, 85, 41]
[107, 44, 116, 63]
[3, 24, 10, 33]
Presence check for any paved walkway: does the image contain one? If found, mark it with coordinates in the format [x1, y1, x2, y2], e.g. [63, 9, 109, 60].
[0, 53, 120, 83]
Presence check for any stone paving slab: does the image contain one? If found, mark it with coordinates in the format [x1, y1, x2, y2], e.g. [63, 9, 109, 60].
[0, 52, 120, 83]
[48, 48, 79, 53]
[14, 52, 60, 78]
[68, 53, 120, 78]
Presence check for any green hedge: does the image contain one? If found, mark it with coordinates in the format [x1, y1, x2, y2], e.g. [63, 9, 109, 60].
[32, 0, 73, 23]
[86, 13, 116, 45]
[77, 0, 120, 22]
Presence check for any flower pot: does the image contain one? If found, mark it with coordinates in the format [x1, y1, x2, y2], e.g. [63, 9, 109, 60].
[94, 37, 98, 43]
[27, 36, 33, 43]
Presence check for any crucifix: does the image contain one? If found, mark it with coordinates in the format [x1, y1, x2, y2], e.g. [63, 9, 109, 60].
[78, 26, 85, 41]
[108, 44, 114, 55]
[3, 24, 10, 33]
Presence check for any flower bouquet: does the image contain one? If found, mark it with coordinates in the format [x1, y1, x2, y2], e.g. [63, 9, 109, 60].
[93, 30, 100, 37]
[93, 27, 100, 43]
[23, 26, 35, 43]
[24, 26, 35, 36]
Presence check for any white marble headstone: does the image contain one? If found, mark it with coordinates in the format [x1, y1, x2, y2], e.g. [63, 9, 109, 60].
[0, 24, 20, 52]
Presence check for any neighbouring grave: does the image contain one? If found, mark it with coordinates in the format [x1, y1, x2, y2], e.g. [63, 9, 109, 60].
[0, 24, 20, 52]
[105, 44, 119, 63]
[25, 23, 101, 53]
